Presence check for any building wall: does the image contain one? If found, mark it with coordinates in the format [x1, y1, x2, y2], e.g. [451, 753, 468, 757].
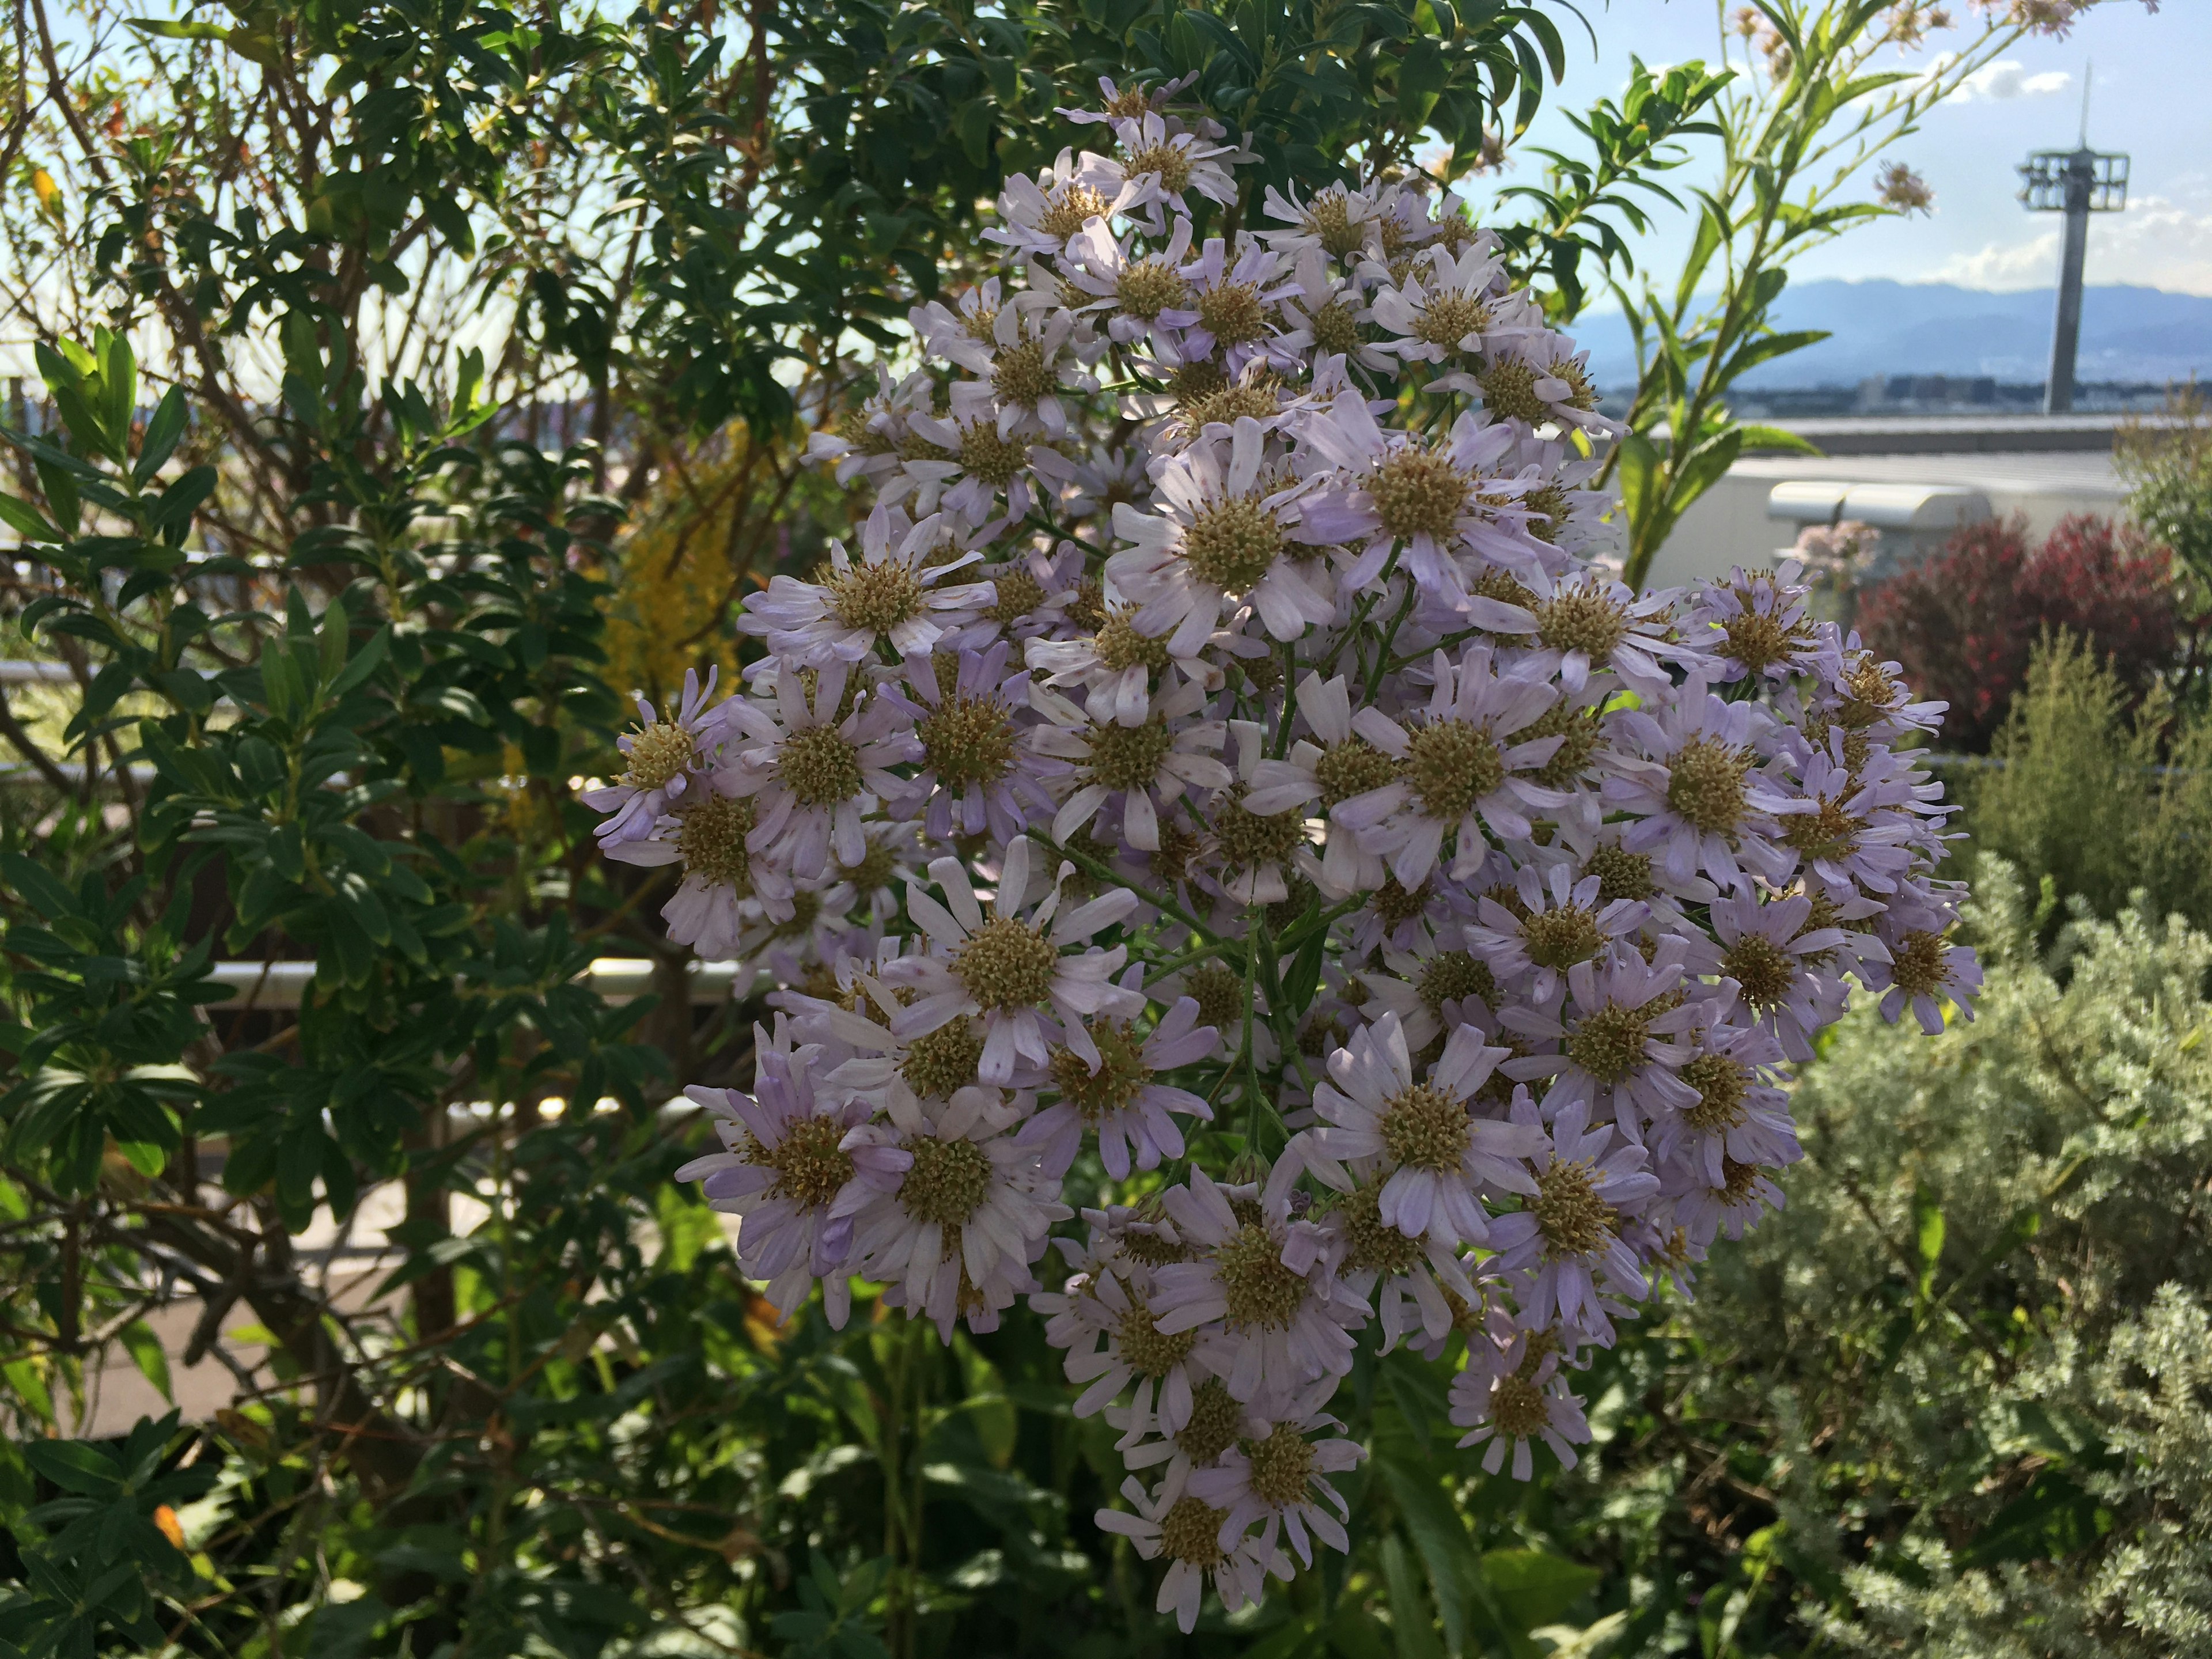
[1645, 450, 2129, 589]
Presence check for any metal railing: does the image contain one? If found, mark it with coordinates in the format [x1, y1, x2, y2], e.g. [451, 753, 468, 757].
[202, 957, 754, 1008]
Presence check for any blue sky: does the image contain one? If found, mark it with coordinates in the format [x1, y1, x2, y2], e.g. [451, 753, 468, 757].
[1455, 0, 2212, 294]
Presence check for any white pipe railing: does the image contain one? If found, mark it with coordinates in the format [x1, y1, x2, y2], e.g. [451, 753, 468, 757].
[203, 958, 752, 1008]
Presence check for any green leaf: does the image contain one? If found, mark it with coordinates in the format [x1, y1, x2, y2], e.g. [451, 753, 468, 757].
[1379, 1455, 1473, 1657]
[132, 387, 189, 487]
[1913, 1181, 1945, 1303]
[1379, 1531, 1445, 1659]
[1397, 36, 1446, 124]
[118, 1321, 174, 1404]
[1732, 422, 1823, 456]
[1957, 1473, 2112, 1567]
[0, 491, 61, 542]
[1479, 1549, 1600, 1634]
[1666, 427, 1744, 522]
[1614, 430, 1662, 545]
[951, 98, 994, 169]
[3, 1358, 55, 1424]
[22, 1439, 122, 1496]
[1, 852, 81, 921]
[125, 17, 231, 39]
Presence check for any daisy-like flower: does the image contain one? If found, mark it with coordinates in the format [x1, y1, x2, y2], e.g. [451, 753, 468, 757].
[1508, 441, 1619, 566]
[1315, 1167, 1486, 1354]
[1331, 645, 1567, 888]
[1343, 871, 1468, 958]
[737, 506, 995, 666]
[1688, 561, 1838, 685]
[804, 364, 939, 486]
[1062, 215, 1199, 363]
[830, 819, 925, 929]
[1707, 892, 1849, 1060]
[1188, 1412, 1364, 1567]
[1297, 392, 1525, 608]
[1649, 1016, 1801, 1188]
[1200, 719, 1317, 907]
[1090, 111, 1241, 230]
[1470, 331, 1620, 438]
[1108, 418, 1332, 653]
[804, 967, 994, 1109]
[1272, 247, 1396, 377]
[1171, 236, 1296, 378]
[1503, 568, 1696, 698]
[1244, 672, 1397, 898]
[675, 1017, 873, 1326]
[585, 667, 725, 847]
[1466, 861, 1647, 1006]
[882, 641, 1058, 843]
[1031, 440, 1152, 525]
[1606, 680, 1798, 893]
[910, 276, 1016, 370]
[1448, 1328, 1593, 1479]
[1152, 1162, 1362, 1403]
[1055, 1257, 1212, 1435]
[1259, 180, 1395, 262]
[1032, 676, 1230, 853]
[899, 381, 1049, 532]
[1483, 1097, 1661, 1337]
[844, 1082, 1075, 1340]
[889, 836, 1143, 1084]
[1498, 949, 1705, 1131]
[1094, 1466, 1288, 1634]
[975, 304, 1099, 440]
[1368, 241, 1524, 382]
[1025, 591, 1189, 729]
[971, 543, 1077, 649]
[1018, 967, 1219, 1179]
[1671, 1153, 1789, 1246]
[718, 662, 916, 881]
[1354, 934, 1502, 1059]
[1302, 1013, 1543, 1248]
[1152, 953, 1278, 1070]
[987, 146, 1142, 257]
[741, 875, 865, 973]
[604, 784, 797, 953]
[1058, 70, 1203, 131]
[1771, 734, 1931, 897]
[1866, 912, 1982, 1035]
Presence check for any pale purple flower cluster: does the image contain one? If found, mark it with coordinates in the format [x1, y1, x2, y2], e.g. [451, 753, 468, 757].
[611, 79, 1980, 1634]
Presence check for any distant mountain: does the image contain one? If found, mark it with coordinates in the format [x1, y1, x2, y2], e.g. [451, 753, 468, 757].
[1570, 279, 2212, 391]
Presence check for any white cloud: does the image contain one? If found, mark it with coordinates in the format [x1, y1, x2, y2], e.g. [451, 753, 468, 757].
[1919, 196, 2212, 294]
[1926, 232, 2061, 289]
[1959, 60, 2074, 101]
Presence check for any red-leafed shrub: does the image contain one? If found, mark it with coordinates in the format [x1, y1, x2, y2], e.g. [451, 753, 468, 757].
[1857, 514, 2176, 752]
[2024, 514, 2179, 684]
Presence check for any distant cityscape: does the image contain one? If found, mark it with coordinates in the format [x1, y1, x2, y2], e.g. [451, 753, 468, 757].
[1581, 278, 2211, 418]
[1729, 377, 2176, 418]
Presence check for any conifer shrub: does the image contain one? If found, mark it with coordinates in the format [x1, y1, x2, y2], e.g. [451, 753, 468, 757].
[1963, 633, 2212, 930]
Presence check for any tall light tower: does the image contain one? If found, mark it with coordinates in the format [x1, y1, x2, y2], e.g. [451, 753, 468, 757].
[2018, 73, 2128, 414]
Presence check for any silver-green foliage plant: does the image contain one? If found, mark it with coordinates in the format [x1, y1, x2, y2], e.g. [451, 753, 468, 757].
[1620, 858, 2212, 1654]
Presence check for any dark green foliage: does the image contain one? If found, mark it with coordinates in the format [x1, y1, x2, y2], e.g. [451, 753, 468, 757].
[0, 2, 1604, 1651]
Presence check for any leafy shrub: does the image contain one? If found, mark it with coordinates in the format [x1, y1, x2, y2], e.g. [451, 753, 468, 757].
[1534, 862, 2212, 1654]
[1857, 514, 2176, 752]
[2118, 383, 2212, 599]
[2024, 516, 2180, 694]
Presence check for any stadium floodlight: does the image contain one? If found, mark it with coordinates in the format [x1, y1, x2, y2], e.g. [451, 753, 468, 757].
[2018, 73, 2129, 415]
